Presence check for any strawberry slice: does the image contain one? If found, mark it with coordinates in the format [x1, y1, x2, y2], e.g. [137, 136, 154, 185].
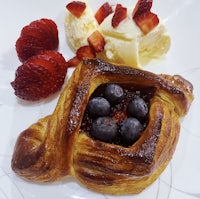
[28, 19, 58, 50]
[41, 50, 67, 73]
[87, 30, 105, 53]
[40, 18, 59, 47]
[66, 56, 81, 68]
[66, 1, 86, 18]
[11, 62, 57, 101]
[16, 35, 45, 63]
[36, 51, 67, 88]
[66, 46, 96, 68]
[134, 11, 159, 34]
[11, 51, 67, 101]
[95, 2, 113, 24]
[132, 0, 152, 18]
[76, 45, 96, 60]
[16, 18, 58, 62]
[132, 0, 159, 34]
[112, 4, 127, 28]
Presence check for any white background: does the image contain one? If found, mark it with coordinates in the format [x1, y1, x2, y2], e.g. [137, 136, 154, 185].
[0, 0, 200, 198]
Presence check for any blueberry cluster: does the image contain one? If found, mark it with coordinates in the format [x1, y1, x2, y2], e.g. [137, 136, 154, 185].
[84, 83, 149, 147]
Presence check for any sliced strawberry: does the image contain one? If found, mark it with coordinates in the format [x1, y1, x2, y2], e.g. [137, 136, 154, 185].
[66, 56, 81, 68]
[11, 51, 67, 101]
[66, 1, 86, 18]
[20, 26, 54, 53]
[28, 19, 58, 50]
[66, 46, 96, 68]
[132, 0, 159, 34]
[66, 45, 96, 67]
[16, 18, 58, 62]
[16, 35, 45, 63]
[39, 50, 66, 70]
[87, 30, 105, 53]
[134, 11, 159, 34]
[39, 18, 59, 47]
[95, 2, 113, 24]
[39, 51, 68, 88]
[132, 0, 152, 18]
[76, 45, 96, 60]
[11, 62, 56, 101]
[112, 4, 127, 28]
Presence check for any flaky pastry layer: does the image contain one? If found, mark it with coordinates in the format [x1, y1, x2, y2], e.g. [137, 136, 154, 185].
[12, 58, 193, 194]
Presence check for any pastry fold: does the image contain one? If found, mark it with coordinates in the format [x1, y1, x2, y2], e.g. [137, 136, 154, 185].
[11, 58, 193, 194]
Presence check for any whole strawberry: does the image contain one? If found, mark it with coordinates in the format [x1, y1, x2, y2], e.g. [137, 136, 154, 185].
[11, 51, 67, 101]
[16, 18, 59, 62]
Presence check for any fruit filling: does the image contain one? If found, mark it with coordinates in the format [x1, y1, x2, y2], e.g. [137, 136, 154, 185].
[80, 83, 156, 147]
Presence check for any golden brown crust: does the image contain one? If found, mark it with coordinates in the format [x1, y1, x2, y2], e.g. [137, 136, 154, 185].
[11, 58, 193, 194]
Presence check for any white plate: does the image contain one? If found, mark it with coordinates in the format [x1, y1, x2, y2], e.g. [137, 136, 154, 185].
[0, 0, 199, 198]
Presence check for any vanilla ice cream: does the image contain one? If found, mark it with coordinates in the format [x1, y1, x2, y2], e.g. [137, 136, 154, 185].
[65, 2, 170, 68]
[99, 8, 170, 67]
[65, 0, 98, 51]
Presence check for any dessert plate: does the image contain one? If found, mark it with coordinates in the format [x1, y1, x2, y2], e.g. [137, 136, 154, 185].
[0, 0, 199, 198]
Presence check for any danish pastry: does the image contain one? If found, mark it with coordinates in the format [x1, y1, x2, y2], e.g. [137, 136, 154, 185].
[11, 58, 193, 195]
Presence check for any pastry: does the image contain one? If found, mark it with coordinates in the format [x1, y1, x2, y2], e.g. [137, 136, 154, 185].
[11, 58, 193, 194]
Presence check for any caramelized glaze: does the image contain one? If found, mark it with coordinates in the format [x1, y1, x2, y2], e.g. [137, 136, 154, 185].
[12, 58, 193, 194]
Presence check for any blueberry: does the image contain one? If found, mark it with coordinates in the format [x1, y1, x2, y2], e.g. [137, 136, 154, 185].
[120, 118, 143, 145]
[87, 97, 110, 117]
[91, 117, 118, 142]
[104, 84, 124, 104]
[127, 97, 148, 120]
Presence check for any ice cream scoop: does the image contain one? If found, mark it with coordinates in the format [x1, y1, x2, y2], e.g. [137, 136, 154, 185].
[65, 0, 98, 51]
[99, 8, 170, 67]
[65, 1, 170, 68]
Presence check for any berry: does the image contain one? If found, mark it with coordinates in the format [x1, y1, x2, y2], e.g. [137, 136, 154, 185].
[66, 56, 81, 68]
[112, 4, 127, 28]
[132, 0, 159, 34]
[87, 97, 110, 117]
[91, 117, 117, 142]
[120, 117, 143, 145]
[11, 51, 67, 101]
[133, 12, 159, 34]
[66, 1, 86, 18]
[16, 18, 59, 62]
[95, 2, 113, 24]
[132, 0, 152, 18]
[87, 30, 105, 53]
[104, 83, 124, 104]
[76, 45, 96, 60]
[66, 45, 96, 68]
[127, 97, 148, 120]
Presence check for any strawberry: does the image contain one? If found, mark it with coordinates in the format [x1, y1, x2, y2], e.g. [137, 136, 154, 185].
[66, 46, 96, 68]
[38, 51, 67, 88]
[132, 0, 152, 18]
[29, 18, 58, 49]
[11, 51, 67, 101]
[87, 30, 105, 53]
[95, 2, 113, 24]
[134, 12, 159, 34]
[76, 45, 96, 60]
[16, 18, 59, 62]
[112, 4, 127, 28]
[66, 1, 86, 18]
[132, 0, 159, 34]
[66, 56, 81, 68]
